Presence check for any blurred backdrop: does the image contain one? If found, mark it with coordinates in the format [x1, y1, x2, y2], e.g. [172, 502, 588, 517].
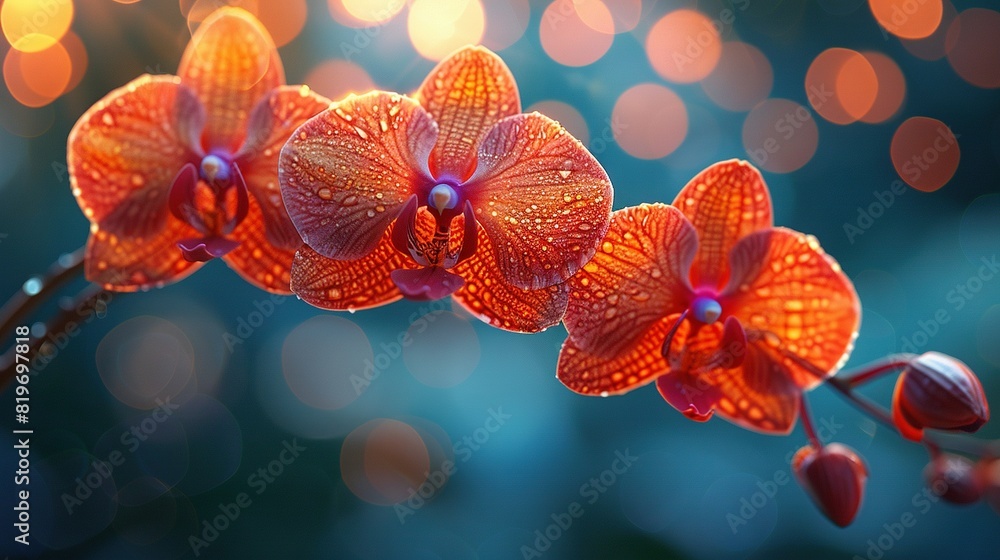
[1, 0, 999, 558]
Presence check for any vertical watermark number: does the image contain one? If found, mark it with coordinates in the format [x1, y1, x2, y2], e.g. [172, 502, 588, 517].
[12, 325, 33, 546]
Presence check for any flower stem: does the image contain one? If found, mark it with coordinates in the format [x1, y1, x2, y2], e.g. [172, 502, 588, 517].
[839, 353, 917, 388]
[0, 247, 85, 346]
[799, 394, 822, 449]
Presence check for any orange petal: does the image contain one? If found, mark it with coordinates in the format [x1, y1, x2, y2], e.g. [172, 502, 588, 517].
[452, 224, 568, 333]
[85, 216, 202, 291]
[221, 196, 296, 293]
[68, 74, 203, 237]
[237, 85, 331, 250]
[280, 91, 438, 261]
[672, 159, 773, 291]
[290, 232, 417, 311]
[564, 204, 696, 357]
[688, 343, 801, 434]
[723, 227, 861, 390]
[468, 112, 613, 290]
[557, 315, 683, 396]
[414, 45, 520, 182]
[178, 7, 284, 153]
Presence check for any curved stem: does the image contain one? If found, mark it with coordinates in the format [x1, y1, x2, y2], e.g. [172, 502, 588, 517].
[840, 353, 916, 388]
[0, 283, 114, 389]
[0, 247, 85, 345]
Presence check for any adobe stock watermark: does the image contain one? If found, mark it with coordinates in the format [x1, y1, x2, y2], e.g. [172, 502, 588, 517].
[746, 81, 833, 169]
[851, 467, 968, 560]
[4, 0, 72, 48]
[350, 299, 448, 394]
[188, 439, 306, 557]
[520, 449, 638, 559]
[339, 0, 407, 60]
[843, 126, 958, 244]
[60, 398, 181, 514]
[875, 0, 936, 41]
[727, 415, 845, 533]
[395, 406, 511, 523]
[222, 293, 288, 352]
[670, 0, 751, 73]
[899, 254, 999, 354]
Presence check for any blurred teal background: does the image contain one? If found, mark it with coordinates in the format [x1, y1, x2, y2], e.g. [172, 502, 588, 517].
[1, 0, 999, 558]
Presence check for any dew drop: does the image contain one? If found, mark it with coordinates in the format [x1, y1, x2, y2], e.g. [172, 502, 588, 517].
[317, 188, 333, 200]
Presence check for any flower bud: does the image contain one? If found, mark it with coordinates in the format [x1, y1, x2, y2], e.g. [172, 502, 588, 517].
[924, 454, 983, 504]
[793, 443, 868, 527]
[891, 352, 990, 442]
[980, 459, 1000, 516]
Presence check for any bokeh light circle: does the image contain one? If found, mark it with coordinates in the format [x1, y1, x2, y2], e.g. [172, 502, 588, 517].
[527, 100, 590, 145]
[539, 0, 614, 67]
[890, 116, 960, 192]
[303, 59, 375, 102]
[945, 8, 1000, 89]
[282, 315, 374, 410]
[645, 9, 722, 83]
[342, 0, 405, 23]
[612, 83, 688, 160]
[1, 0, 74, 53]
[403, 311, 480, 388]
[4, 39, 72, 107]
[408, 0, 485, 61]
[700, 41, 773, 112]
[481, 0, 529, 51]
[859, 51, 906, 123]
[341, 419, 431, 505]
[96, 316, 196, 410]
[596, 0, 642, 33]
[899, 0, 957, 61]
[805, 48, 878, 125]
[869, 0, 943, 39]
[742, 99, 819, 173]
[254, 0, 307, 47]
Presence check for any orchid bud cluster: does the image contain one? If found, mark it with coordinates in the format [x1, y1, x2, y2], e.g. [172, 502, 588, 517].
[792, 352, 995, 527]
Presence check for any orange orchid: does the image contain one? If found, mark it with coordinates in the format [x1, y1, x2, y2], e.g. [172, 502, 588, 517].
[68, 8, 330, 292]
[557, 160, 861, 434]
[279, 46, 613, 332]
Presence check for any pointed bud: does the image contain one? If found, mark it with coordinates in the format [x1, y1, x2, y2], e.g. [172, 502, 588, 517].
[924, 454, 983, 504]
[892, 352, 990, 441]
[793, 443, 868, 527]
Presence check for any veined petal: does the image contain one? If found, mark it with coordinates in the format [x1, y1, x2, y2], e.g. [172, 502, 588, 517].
[564, 204, 696, 357]
[672, 159, 773, 291]
[238, 85, 332, 249]
[468, 112, 613, 290]
[178, 7, 284, 152]
[85, 217, 202, 291]
[290, 233, 417, 311]
[68, 75, 204, 237]
[221, 196, 297, 293]
[723, 227, 861, 390]
[280, 91, 438, 261]
[414, 45, 520, 182]
[557, 315, 683, 396]
[452, 224, 568, 333]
